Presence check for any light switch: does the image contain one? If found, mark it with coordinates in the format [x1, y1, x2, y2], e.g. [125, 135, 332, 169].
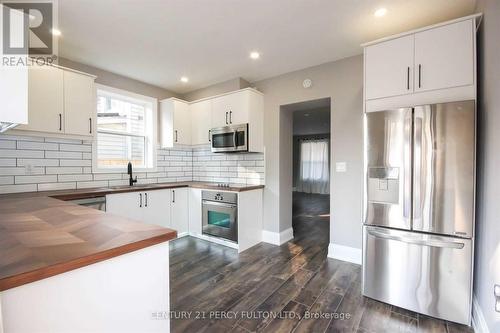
[336, 162, 347, 173]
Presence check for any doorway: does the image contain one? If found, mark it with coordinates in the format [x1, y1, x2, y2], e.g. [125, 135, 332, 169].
[285, 98, 331, 242]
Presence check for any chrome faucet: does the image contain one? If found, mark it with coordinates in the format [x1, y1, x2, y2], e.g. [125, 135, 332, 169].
[127, 162, 137, 186]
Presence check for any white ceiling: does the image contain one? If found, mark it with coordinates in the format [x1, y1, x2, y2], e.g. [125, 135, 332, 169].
[58, 0, 476, 93]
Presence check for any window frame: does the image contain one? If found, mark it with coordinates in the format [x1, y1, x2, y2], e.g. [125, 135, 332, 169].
[92, 84, 158, 174]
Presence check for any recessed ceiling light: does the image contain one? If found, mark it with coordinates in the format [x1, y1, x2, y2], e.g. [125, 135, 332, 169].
[250, 51, 260, 60]
[51, 28, 61, 36]
[180, 76, 189, 83]
[374, 8, 387, 17]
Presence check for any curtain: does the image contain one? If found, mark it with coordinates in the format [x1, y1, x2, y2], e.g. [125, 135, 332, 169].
[296, 139, 330, 194]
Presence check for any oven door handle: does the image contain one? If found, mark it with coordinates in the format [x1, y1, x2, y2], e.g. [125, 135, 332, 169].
[233, 131, 237, 147]
[202, 200, 237, 209]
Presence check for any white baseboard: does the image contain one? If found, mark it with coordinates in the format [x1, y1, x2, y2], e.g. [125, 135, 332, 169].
[472, 295, 490, 333]
[188, 232, 239, 250]
[262, 228, 294, 246]
[328, 243, 362, 265]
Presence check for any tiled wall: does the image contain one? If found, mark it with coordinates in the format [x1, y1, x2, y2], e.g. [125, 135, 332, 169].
[0, 134, 264, 194]
[192, 145, 265, 185]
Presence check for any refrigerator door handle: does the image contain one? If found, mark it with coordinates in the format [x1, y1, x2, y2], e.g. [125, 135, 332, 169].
[367, 228, 465, 249]
[413, 109, 424, 225]
[403, 110, 413, 221]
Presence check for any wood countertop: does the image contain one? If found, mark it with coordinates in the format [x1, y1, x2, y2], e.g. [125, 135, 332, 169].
[0, 182, 263, 291]
[0, 182, 265, 201]
[0, 196, 177, 291]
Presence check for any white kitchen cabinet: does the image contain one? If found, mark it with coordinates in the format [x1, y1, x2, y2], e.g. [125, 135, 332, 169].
[142, 189, 172, 228]
[210, 89, 264, 152]
[188, 188, 202, 235]
[211, 89, 261, 127]
[160, 98, 191, 147]
[106, 188, 188, 235]
[365, 35, 414, 100]
[64, 70, 96, 136]
[16, 65, 96, 136]
[171, 188, 189, 236]
[17, 66, 64, 133]
[106, 191, 143, 222]
[190, 100, 212, 145]
[363, 15, 478, 111]
[414, 20, 474, 93]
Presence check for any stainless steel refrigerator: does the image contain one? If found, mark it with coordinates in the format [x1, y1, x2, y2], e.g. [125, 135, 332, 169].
[362, 100, 475, 325]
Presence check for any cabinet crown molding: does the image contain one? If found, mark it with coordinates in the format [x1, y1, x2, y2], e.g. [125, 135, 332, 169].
[361, 13, 482, 48]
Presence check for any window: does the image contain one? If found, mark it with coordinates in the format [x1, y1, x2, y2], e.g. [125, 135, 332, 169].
[296, 139, 329, 194]
[94, 85, 157, 172]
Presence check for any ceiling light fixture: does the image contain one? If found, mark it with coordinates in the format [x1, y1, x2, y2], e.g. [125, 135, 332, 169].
[51, 28, 61, 36]
[374, 8, 387, 17]
[180, 76, 189, 83]
[250, 51, 260, 59]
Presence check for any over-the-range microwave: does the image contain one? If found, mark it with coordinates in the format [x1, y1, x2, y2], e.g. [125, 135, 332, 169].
[210, 123, 248, 153]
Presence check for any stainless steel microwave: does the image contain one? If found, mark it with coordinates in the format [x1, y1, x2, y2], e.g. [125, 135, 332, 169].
[210, 124, 248, 153]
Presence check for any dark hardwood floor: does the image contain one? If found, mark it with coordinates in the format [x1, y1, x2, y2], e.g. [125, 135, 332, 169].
[169, 192, 473, 333]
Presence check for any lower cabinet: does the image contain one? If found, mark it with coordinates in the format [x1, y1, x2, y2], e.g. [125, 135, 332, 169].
[171, 188, 189, 235]
[106, 188, 189, 236]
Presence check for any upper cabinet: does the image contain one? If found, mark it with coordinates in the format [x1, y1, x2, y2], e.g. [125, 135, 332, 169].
[211, 89, 262, 128]
[210, 89, 264, 152]
[365, 35, 414, 100]
[161, 88, 264, 152]
[363, 15, 478, 111]
[17, 66, 64, 133]
[414, 20, 474, 93]
[16, 65, 96, 136]
[64, 71, 95, 136]
[160, 98, 191, 147]
[190, 99, 212, 145]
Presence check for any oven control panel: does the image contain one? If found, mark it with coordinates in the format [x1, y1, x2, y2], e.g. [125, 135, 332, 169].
[202, 191, 237, 204]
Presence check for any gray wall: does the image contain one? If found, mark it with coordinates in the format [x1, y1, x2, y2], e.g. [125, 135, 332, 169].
[253, 55, 363, 250]
[293, 107, 331, 135]
[58, 58, 178, 100]
[474, 1, 500, 331]
[181, 77, 251, 101]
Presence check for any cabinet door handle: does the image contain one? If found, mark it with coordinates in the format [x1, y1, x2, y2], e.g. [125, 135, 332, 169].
[175, 130, 178, 142]
[89, 118, 92, 134]
[229, 111, 232, 124]
[418, 64, 422, 88]
[145, 192, 148, 207]
[139, 193, 142, 207]
[407, 67, 410, 90]
[208, 130, 211, 142]
[225, 112, 228, 125]
[172, 190, 175, 203]
[59, 114, 62, 131]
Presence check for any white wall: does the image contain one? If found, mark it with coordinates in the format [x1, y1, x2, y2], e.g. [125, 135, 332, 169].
[0, 135, 265, 193]
[473, 1, 500, 332]
[253, 55, 363, 250]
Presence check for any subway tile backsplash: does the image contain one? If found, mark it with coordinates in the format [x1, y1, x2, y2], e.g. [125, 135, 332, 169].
[0, 134, 264, 194]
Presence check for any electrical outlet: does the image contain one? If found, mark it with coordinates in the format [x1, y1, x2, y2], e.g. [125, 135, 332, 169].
[495, 284, 500, 313]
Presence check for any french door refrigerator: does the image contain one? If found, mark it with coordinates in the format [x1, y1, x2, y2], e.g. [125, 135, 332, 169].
[362, 100, 475, 325]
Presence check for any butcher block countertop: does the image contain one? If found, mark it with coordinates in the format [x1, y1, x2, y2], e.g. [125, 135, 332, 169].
[0, 181, 265, 201]
[0, 182, 263, 291]
[0, 196, 177, 291]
